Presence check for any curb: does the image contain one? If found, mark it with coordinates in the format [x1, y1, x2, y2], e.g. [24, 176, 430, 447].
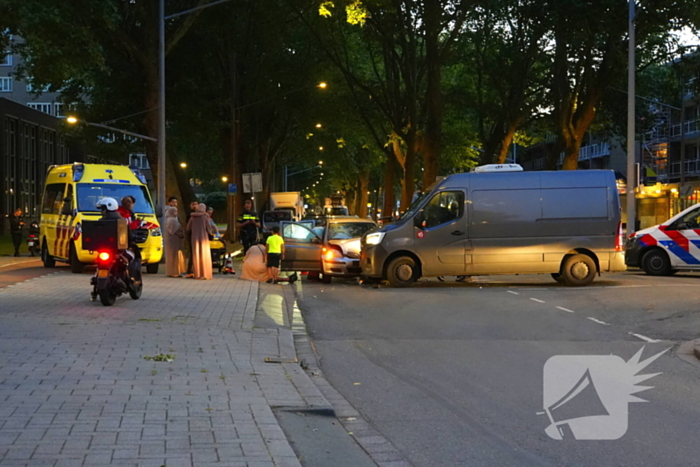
[282, 284, 413, 467]
[694, 345, 700, 361]
[676, 339, 700, 369]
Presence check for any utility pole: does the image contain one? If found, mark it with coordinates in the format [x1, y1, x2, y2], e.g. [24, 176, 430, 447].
[626, 0, 637, 233]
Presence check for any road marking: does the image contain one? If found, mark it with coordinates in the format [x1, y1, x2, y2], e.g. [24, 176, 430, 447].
[587, 317, 610, 325]
[0, 259, 41, 269]
[628, 332, 662, 343]
[556, 306, 575, 313]
[507, 291, 519, 295]
[530, 298, 545, 303]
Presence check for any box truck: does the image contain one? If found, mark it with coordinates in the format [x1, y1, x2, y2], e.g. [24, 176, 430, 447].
[270, 192, 304, 220]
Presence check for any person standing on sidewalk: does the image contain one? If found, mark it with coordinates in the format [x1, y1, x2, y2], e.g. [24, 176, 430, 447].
[164, 206, 186, 277]
[187, 203, 213, 280]
[237, 200, 260, 254]
[9, 208, 25, 257]
[265, 226, 284, 284]
[185, 200, 199, 277]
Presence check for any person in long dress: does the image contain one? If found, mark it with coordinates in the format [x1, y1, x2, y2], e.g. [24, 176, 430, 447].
[186, 203, 213, 280]
[164, 207, 186, 277]
[240, 242, 270, 282]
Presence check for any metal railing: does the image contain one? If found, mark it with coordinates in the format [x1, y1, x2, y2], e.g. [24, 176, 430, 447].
[558, 142, 611, 165]
[657, 159, 700, 180]
[646, 118, 700, 143]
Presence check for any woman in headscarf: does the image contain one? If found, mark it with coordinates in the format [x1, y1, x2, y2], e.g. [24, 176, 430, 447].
[186, 203, 213, 280]
[240, 241, 270, 282]
[164, 206, 186, 277]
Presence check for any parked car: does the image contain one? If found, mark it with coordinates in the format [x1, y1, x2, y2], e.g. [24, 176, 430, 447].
[280, 216, 377, 282]
[626, 202, 700, 275]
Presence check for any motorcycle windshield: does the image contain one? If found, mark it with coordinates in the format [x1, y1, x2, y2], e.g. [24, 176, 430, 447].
[77, 184, 154, 214]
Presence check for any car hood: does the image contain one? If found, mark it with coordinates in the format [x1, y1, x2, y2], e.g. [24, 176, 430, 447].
[328, 237, 361, 255]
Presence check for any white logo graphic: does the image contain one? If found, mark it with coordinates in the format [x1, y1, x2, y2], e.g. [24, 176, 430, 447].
[541, 347, 668, 440]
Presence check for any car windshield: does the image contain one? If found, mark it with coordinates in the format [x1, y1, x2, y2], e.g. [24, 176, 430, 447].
[327, 222, 375, 240]
[263, 211, 292, 222]
[77, 184, 154, 213]
[324, 207, 348, 216]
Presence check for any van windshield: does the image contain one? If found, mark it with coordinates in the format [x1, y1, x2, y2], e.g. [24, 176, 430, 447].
[399, 191, 430, 220]
[77, 184, 154, 214]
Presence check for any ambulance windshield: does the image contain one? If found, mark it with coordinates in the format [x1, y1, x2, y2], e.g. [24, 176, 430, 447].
[77, 184, 154, 214]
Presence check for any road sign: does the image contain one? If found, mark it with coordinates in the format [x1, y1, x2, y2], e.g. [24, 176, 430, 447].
[242, 173, 263, 193]
[228, 183, 237, 196]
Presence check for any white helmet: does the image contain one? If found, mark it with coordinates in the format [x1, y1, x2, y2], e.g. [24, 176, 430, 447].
[96, 197, 119, 212]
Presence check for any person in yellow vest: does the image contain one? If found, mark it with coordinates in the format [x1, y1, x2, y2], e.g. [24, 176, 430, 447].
[265, 226, 284, 284]
[237, 199, 260, 253]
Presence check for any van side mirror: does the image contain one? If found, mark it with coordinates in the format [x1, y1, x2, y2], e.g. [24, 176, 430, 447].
[60, 198, 73, 216]
[414, 212, 425, 229]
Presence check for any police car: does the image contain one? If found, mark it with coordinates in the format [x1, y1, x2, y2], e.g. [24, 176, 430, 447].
[626, 203, 700, 275]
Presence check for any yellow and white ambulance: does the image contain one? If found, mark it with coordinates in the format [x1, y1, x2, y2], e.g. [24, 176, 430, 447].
[40, 163, 163, 273]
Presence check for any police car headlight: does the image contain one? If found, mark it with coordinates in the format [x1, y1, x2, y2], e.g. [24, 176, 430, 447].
[365, 232, 385, 245]
[151, 227, 162, 237]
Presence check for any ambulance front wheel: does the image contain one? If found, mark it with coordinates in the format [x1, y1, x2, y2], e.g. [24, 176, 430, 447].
[42, 241, 55, 268]
[70, 244, 84, 274]
[642, 249, 673, 276]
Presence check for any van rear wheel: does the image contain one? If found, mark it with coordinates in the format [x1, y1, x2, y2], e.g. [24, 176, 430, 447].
[386, 256, 418, 288]
[561, 254, 597, 287]
[42, 242, 55, 268]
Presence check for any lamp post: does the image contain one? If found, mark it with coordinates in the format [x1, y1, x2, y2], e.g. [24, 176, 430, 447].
[65, 116, 157, 142]
[626, 0, 636, 234]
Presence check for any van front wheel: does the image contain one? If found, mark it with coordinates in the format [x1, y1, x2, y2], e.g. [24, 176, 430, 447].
[561, 254, 597, 287]
[70, 244, 84, 274]
[42, 242, 55, 268]
[386, 256, 418, 288]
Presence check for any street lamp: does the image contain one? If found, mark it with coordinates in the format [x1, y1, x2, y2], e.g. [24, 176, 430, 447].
[180, 162, 187, 168]
[221, 176, 228, 183]
[315, 123, 322, 128]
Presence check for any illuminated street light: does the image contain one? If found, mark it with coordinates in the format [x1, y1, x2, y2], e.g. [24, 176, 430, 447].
[318, 82, 328, 89]
[66, 116, 78, 124]
[64, 115, 157, 142]
[319, 146, 324, 151]
[221, 176, 229, 183]
[180, 162, 187, 168]
[315, 123, 322, 128]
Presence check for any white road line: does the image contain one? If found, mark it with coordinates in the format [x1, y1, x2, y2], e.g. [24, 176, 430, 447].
[507, 291, 519, 295]
[587, 317, 610, 326]
[530, 298, 545, 303]
[556, 306, 575, 313]
[628, 332, 662, 343]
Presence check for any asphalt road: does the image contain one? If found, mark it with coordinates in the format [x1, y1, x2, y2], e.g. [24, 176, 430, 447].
[296, 271, 700, 466]
[0, 256, 58, 288]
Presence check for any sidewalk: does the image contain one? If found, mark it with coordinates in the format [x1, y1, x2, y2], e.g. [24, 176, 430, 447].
[0, 270, 332, 466]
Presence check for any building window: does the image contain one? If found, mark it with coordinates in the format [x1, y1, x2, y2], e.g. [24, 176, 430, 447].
[0, 54, 11, 66]
[54, 103, 64, 117]
[27, 102, 52, 114]
[0, 76, 11, 92]
[129, 153, 150, 169]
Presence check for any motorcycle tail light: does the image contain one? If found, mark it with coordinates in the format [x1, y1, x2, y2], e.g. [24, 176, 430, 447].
[98, 251, 111, 262]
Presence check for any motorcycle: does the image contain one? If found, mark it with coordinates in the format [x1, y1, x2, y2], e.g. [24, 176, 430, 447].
[27, 221, 40, 256]
[90, 248, 142, 306]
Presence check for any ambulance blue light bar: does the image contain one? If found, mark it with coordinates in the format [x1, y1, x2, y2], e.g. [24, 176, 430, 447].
[131, 169, 148, 184]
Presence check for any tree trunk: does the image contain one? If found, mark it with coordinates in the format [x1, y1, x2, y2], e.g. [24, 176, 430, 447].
[494, 122, 519, 164]
[402, 130, 416, 211]
[357, 168, 369, 218]
[382, 151, 395, 219]
[422, 0, 442, 188]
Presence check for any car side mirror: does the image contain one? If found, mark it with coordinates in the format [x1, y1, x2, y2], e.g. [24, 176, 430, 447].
[310, 237, 321, 244]
[60, 198, 73, 216]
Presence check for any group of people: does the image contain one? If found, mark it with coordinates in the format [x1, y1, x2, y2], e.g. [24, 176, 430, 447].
[163, 197, 217, 280]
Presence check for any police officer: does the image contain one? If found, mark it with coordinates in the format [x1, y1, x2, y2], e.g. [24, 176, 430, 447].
[237, 199, 260, 254]
[9, 208, 25, 257]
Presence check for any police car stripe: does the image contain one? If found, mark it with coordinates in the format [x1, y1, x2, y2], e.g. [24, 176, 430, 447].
[660, 229, 690, 252]
[660, 240, 700, 265]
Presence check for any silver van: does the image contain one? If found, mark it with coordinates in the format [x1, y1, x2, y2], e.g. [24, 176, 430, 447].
[360, 166, 626, 287]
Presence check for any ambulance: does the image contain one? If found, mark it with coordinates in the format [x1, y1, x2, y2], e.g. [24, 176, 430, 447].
[40, 163, 163, 273]
[626, 202, 700, 275]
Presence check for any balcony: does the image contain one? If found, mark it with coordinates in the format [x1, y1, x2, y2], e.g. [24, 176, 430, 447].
[657, 158, 700, 181]
[558, 142, 611, 165]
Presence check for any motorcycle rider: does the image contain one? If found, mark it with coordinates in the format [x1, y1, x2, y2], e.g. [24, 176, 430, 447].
[96, 197, 139, 286]
[116, 196, 143, 284]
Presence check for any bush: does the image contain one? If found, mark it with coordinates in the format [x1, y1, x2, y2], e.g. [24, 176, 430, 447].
[203, 192, 227, 211]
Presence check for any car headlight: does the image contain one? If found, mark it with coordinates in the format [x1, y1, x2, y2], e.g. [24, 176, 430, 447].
[151, 227, 162, 237]
[365, 232, 385, 245]
[323, 247, 343, 260]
